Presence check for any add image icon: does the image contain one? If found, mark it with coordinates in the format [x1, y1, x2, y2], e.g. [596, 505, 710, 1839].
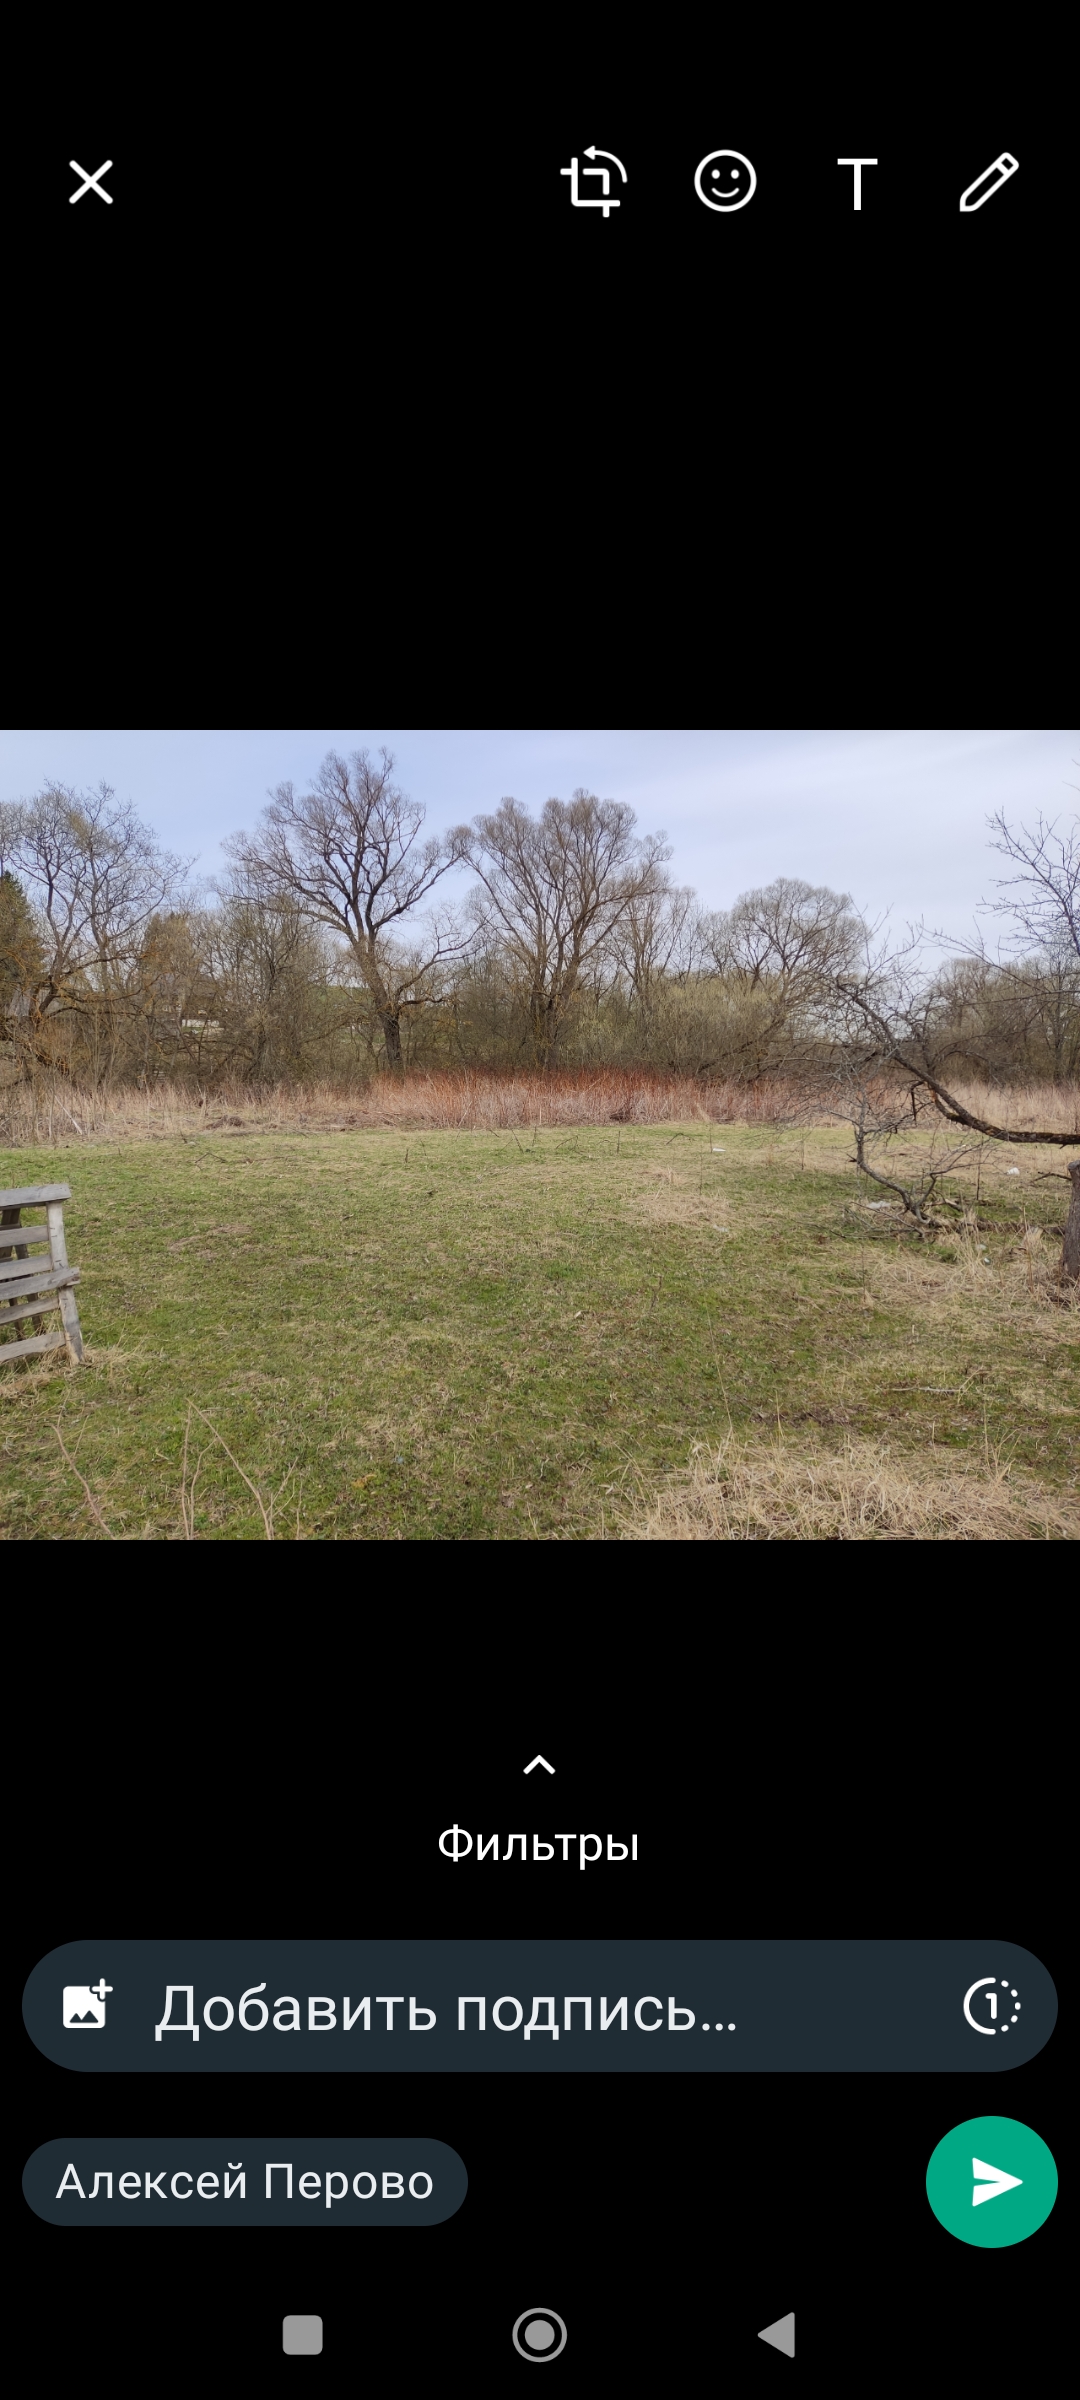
[63, 1980, 112, 2028]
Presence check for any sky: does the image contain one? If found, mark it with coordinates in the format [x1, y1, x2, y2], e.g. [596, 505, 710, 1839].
[1, 729, 1076, 945]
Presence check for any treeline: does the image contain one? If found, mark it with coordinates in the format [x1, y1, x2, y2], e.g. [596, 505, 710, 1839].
[2, 758, 1078, 1094]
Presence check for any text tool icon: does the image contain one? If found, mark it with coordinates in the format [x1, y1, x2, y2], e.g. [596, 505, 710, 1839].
[560, 147, 626, 217]
[837, 158, 878, 209]
[69, 160, 113, 206]
[959, 152, 1018, 212]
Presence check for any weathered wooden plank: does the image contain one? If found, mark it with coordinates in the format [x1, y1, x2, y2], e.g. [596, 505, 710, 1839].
[0, 1220, 51, 1247]
[0, 1294, 61, 1328]
[58, 1290, 86, 1360]
[45, 1200, 84, 1353]
[57, 1289, 84, 1355]
[0, 1258, 80, 1289]
[46, 1201, 70, 1257]
[1064, 1159, 1080, 1284]
[0, 1183, 72, 1208]
[0, 1326, 66, 1362]
[47, 1202, 86, 1360]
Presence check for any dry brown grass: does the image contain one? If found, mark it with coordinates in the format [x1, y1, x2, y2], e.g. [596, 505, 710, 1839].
[937, 1080, 1080, 1136]
[3, 1068, 1078, 1147]
[625, 1432, 1080, 1541]
[0, 1068, 799, 1143]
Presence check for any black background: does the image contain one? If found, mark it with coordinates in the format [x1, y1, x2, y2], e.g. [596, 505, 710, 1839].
[5, 15, 1072, 700]
[17, 1671, 1066, 2391]
[9, 34, 1070, 352]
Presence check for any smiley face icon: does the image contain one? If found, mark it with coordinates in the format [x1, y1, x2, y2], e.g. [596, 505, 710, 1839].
[694, 149, 757, 211]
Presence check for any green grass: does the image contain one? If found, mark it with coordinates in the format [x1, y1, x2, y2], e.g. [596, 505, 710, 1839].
[1, 1124, 1076, 1539]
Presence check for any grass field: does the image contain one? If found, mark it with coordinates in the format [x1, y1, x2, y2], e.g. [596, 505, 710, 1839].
[2, 1121, 1077, 1539]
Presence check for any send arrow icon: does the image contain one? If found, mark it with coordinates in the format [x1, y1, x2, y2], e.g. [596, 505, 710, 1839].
[972, 2157, 1023, 2207]
[927, 2117, 1056, 2246]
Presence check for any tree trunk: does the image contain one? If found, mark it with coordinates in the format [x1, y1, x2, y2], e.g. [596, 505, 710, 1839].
[1063, 1160, 1080, 1284]
[530, 991, 564, 1071]
[381, 1011, 403, 1069]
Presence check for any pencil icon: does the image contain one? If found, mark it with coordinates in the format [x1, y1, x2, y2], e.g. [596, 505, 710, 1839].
[959, 152, 1018, 212]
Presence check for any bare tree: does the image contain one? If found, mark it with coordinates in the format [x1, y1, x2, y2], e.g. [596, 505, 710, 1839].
[0, 870, 43, 1016]
[0, 784, 189, 1081]
[452, 791, 671, 1068]
[830, 1059, 988, 1228]
[909, 794, 1080, 1088]
[831, 794, 1080, 1276]
[224, 749, 465, 1068]
[835, 799, 1080, 1143]
[705, 877, 866, 993]
[925, 949, 1080, 1084]
[189, 892, 351, 1085]
[980, 801, 1080, 960]
[833, 930, 1079, 1146]
[602, 883, 702, 1014]
[686, 878, 867, 1080]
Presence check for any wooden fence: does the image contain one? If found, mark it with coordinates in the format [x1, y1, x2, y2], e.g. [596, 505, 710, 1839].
[0, 1183, 85, 1364]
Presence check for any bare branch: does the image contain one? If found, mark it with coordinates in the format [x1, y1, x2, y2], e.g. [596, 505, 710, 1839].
[834, 970, 1079, 1145]
[980, 806, 1080, 960]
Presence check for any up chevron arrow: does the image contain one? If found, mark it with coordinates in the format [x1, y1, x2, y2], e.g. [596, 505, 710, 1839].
[524, 1755, 555, 1774]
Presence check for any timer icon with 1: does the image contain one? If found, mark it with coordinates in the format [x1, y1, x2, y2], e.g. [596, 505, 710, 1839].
[964, 1977, 1021, 2034]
